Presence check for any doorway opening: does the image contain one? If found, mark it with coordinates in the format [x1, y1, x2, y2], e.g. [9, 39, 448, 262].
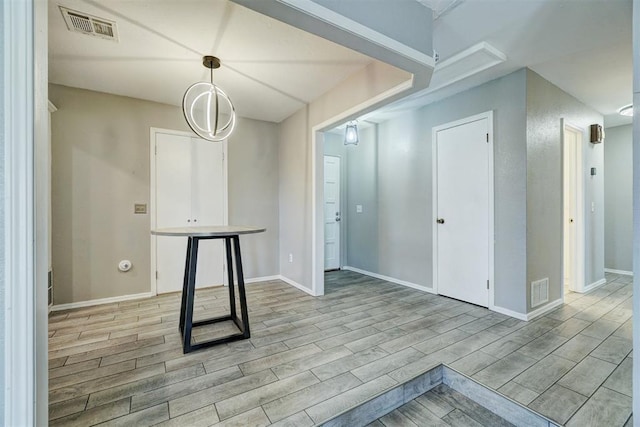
[562, 121, 585, 294]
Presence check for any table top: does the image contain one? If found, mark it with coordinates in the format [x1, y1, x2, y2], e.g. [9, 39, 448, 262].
[151, 225, 266, 237]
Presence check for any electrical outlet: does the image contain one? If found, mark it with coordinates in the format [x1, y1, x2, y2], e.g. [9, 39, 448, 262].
[288, 253, 293, 263]
[356, 204, 363, 213]
[134, 203, 147, 214]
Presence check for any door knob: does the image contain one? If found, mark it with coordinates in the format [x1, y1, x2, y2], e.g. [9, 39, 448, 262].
[335, 212, 341, 222]
[437, 218, 445, 224]
[569, 218, 574, 223]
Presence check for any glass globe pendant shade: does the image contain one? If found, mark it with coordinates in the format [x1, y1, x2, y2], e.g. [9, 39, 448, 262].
[183, 81, 236, 142]
[344, 121, 359, 145]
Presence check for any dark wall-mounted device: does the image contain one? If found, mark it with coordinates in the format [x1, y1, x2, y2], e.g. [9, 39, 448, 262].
[590, 124, 604, 144]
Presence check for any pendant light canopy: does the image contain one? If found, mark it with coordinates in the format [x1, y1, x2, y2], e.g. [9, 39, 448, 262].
[183, 56, 236, 142]
[344, 121, 359, 145]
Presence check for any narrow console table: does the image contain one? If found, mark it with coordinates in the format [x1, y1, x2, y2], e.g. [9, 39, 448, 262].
[151, 226, 265, 353]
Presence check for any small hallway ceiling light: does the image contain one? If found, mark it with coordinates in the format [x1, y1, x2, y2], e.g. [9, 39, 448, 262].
[344, 121, 359, 145]
[183, 55, 236, 142]
[619, 104, 633, 117]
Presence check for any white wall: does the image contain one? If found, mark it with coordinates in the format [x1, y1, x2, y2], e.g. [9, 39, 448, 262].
[50, 84, 280, 304]
[604, 124, 633, 272]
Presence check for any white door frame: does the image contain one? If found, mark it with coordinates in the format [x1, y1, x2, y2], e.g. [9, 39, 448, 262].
[431, 111, 495, 308]
[561, 120, 585, 293]
[4, 0, 38, 424]
[149, 127, 228, 295]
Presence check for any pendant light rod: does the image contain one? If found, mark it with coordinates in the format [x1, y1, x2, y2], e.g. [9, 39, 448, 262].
[203, 56, 221, 135]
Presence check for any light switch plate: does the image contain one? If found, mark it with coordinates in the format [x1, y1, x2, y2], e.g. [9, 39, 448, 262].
[134, 203, 147, 214]
[356, 205, 363, 213]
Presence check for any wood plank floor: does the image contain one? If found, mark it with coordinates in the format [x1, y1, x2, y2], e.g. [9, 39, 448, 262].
[48, 271, 633, 426]
[370, 383, 515, 427]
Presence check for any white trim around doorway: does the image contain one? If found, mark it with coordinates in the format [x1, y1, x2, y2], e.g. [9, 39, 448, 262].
[4, 0, 36, 425]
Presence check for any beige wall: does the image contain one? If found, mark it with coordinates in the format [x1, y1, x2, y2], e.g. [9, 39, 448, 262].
[50, 84, 279, 304]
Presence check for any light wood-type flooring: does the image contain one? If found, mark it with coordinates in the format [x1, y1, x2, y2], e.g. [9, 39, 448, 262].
[48, 271, 633, 426]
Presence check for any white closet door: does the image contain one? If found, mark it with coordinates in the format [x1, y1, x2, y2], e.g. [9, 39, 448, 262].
[156, 133, 192, 294]
[154, 133, 225, 294]
[191, 137, 225, 288]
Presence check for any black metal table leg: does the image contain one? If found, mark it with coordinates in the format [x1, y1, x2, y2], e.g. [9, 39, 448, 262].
[225, 237, 236, 320]
[182, 237, 199, 353]
[179, 237, 192, 334]
[178, 234, 252, 353]
[233, 235, 251, 339]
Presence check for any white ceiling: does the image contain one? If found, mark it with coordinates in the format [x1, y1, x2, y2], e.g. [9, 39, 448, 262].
[49, 0, 633, 128]
[48, 0, 372, 123]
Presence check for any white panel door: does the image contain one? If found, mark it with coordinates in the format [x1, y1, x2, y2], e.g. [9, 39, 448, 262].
[435, 118, 490, 307]
[155, 132, 225, 294]
[191, 137, 225, 288]
[324, 156, 341, 270]
[156, 133, 192, 294]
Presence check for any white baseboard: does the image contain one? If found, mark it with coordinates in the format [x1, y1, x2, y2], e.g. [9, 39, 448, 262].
[343, 266, 435, 294]
[50, 292, 154, 311]
[580, 278, 607, 294]
[604, 268, 633, 276]
[489, 304, 527, 321]
[245, 275, 281, 285]
[490, 297, 563, 322]
[525, 298, 564, 321]
[278, 275, 316, 296]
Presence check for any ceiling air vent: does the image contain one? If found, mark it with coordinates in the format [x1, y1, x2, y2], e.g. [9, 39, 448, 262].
[59, 6, 119, 42]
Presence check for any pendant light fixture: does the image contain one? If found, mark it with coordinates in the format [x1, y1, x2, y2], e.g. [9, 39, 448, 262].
[344, 120, 359, 145]
[619, 104, 633, 117]
[183, 55, 236, 142]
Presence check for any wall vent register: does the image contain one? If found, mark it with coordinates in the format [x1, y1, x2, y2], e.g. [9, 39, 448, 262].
[60, 6, 119, 42]
[531, 278, 549, 308]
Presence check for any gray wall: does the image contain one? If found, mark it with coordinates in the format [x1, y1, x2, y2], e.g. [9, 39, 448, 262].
[0, 0, 5, 418]
[604, 124, 633, 271]
[323, 126, 380, 272]
[50, 84, 279, 304]
[346, 126, 379, 272]
[318, 68, 603, 316]
[372, 69, 528, 313]
[525, 70, 604, 309]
